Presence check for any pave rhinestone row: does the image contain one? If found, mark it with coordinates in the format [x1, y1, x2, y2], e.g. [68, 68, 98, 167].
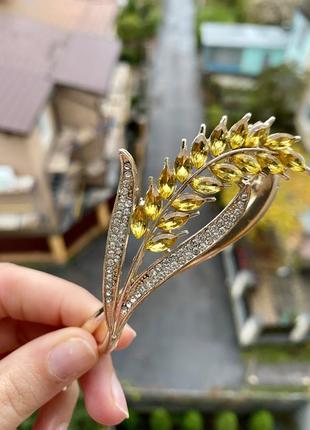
[120, 186, 251, 316]
[103, 154, 136, 317]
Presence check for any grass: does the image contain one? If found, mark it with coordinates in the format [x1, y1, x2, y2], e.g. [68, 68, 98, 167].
[242, 344, 310, 364]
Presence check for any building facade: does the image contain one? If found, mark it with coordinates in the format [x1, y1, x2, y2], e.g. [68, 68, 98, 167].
[0, 14, 134, 263]
[200, 23, 288, 76]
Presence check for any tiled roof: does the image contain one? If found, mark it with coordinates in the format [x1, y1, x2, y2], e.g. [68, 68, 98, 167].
[54, 33, 120, 96]
[0, 14, 120, 134]
[0, 0, 117, 37]
[0, 67, 52, 134]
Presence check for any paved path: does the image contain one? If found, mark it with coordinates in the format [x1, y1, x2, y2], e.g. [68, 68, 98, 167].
[113, 0, 244, 393]
[49, 0, 244, 398]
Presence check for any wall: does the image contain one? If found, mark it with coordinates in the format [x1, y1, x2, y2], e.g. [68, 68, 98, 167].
[54, 87, 101, 129]
[202, 46, 285, 76]
[0, 103, 59, 231]
[286, 10, 310, 72]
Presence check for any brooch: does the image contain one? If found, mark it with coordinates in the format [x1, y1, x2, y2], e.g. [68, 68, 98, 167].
[82, 114, 309, 353]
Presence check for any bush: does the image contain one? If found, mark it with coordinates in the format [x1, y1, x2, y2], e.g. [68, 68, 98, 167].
[248, 410, 275, 430]
[144, 7, 162, 38]
[181, 410, 204, 430]
[117, 13, 144, 41]
[123, 408, 141, 430]
[149, 408, 173, 430]
[214, 411, 239, 430]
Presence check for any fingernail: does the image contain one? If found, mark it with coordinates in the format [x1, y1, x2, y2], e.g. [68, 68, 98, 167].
[56, 424, 68, 430]
[127, 326, 137, 339]
[48, 338, 97, 381]
[111, 372, 129, 419]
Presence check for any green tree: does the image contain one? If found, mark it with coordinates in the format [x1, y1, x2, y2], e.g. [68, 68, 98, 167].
[249, 64, 305, 134]
[117, 0, 162, 64]
[149, 408, 173, 430]
[248, 410, 275, 430]
[181, 410, 204, 430]
[214, 411, 239, 430]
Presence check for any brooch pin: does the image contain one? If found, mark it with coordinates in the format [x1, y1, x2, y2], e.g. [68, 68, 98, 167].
[82, 113, 309, 353]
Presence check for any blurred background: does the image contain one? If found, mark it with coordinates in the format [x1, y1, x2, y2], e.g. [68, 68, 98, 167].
[0, 0, 309, 428]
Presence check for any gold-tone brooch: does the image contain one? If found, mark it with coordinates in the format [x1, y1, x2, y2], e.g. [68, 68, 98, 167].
[82, 113, 309, 353]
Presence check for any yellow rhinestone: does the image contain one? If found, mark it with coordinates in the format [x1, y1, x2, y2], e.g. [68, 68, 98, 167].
[158, 158, 176, 199]
[232, 154, 261, 175]
[144, 177, 162, 220]
[245, 124, 269, 147]
[191, 176, 222, 195]
[229, 115, 250, 149]
[210, 124, 227, 157]
[212, 163, 243, 183]
[145, 233, 178, 252]
[175, 139, 192, 182]
[279, 150, 306, 172]
[158, 212, 190, 231]
[191, 134, 209, 168]
[265, 133, 300, 151]
[130, 199, 148, 239]
[172, 193, 206, 212]
[257, 152, 285, 174]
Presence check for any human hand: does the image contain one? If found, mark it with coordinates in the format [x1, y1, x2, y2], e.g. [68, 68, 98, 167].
[0, 263, 136, 429]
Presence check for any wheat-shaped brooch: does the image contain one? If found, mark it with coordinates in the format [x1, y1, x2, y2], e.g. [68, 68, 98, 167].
[82, 113, 309, 353]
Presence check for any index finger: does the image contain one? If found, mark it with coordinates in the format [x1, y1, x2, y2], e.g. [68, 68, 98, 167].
[0, 263, 101, 327]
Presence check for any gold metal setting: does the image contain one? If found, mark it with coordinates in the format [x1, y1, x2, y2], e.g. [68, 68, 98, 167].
[82, 114, 309, 353]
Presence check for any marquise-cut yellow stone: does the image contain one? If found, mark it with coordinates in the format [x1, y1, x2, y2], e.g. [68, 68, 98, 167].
[145, 233, 178, 252]
[212, 163, 243, 183]
[175, 139, 192, 182]
[130, 200, 148, 239]
[158, 212, 190, 231]
[191, 176, 222, 195]
[245, 124, 269, 147]
[279, 150, 306, 172]
[158, 158, 176, 199]
[256, 152, 285, 174]
[229, 115, 249, 149]
[265, 133, 299, 151]
[191, 135, 209, 168]
[232, 154, 261, 175]
[144, 177, 162, 220]
[210, 127, 227, 157]
[172, 193, 206, 212]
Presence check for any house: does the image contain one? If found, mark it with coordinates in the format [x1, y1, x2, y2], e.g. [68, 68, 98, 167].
[286, 1, 310, 71]
[290, 1, 310, 152]
[223, 245, 310, 346]
[0, 15, 134, 263]
[200, 23, 288, 76]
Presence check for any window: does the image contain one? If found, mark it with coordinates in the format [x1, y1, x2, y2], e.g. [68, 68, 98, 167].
[209, 47, 242, 67]
[37, 107, 54, 150]
[0, 165, 35, 194]
[207, 47, 242, 73]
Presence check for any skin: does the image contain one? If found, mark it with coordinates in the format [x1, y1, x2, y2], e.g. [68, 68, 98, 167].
[0, 263, 136, 429]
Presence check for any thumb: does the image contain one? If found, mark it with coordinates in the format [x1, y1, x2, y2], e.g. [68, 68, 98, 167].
[0, 327, 98, 429]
